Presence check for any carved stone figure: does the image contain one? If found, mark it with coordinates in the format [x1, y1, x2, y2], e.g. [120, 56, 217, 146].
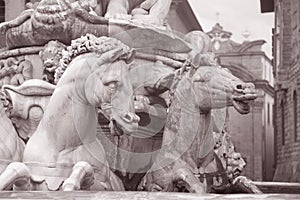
[0, 35, 140, 191]
[211, 130, 262, 194]
[0, 0, 261, 191]
[138, 56, 257, 193]
[104, 0, 172, 26]
[2, 79, 55, 141]
[0, 0, 108, 48]
[39, 41, 66, 84]
[0, 0, 176, 49]
[0, 56, 33, 87]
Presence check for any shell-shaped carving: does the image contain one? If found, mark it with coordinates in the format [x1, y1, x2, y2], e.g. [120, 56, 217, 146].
[14, 106, 44, 140]
[3, 79, 55, 97]
[2, 79, 55, 140]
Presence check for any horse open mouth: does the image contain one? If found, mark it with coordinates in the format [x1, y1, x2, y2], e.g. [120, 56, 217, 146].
[232, 94, 257, 114]
[232, 100, 251, 114]
[233, 168, 243, 177]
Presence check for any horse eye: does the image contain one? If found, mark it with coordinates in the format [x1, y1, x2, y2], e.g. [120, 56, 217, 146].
[105, 81, 119, 89]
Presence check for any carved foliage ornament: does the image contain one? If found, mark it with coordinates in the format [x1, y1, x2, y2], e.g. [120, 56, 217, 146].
[0, 56, 33, 88]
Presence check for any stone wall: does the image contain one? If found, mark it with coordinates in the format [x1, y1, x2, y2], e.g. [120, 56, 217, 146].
[273, 0, 300, 182]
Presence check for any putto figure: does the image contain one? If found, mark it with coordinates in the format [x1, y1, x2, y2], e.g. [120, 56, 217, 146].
[39, 41, 66, 84]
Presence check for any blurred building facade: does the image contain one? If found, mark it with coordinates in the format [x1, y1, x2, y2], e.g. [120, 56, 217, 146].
[261, 0, 300, 182]
[207, 23, 275, 181]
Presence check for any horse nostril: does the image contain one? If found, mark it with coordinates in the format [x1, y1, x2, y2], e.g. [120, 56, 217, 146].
[236, 84, 243, 90]
[122, 112, 140, 123]
[123, 113, 133, 123]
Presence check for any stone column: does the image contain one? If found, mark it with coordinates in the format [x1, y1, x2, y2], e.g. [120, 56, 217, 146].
[251, 99, 264, 181]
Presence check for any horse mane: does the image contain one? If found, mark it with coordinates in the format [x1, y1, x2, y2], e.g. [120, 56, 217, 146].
[54, 34, 131, 84]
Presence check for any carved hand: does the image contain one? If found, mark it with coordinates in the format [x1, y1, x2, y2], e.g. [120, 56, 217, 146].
[0, 22, 10, 34]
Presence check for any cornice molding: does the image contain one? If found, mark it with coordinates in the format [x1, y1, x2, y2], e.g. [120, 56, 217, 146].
[238, 40, 266, 53]
[254, 80, 275, 97]
[216, 52, 272, 65]
[222, 63, 257, 82]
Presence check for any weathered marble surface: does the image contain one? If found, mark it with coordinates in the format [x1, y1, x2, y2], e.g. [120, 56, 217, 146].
[139, 64, 257, 193]
[0, 191, 299, 200]
[0, 0, 260, 194]
[0, 0, 174, 48]
[0, 36, 141, 191]
[2, 79, 55, 141]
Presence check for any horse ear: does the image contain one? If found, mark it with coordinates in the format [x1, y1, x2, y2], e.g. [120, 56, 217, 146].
[99, 48, 124, 63]
[109, 48, 124, 61]
[145, 73, 175, 95]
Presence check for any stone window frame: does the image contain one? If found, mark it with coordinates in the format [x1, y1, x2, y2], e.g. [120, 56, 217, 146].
[291, 0, 300, 67]
[274, 1, 282, 70]
[280, 96, 285, 146]
[267, 103, 271, 125]
[0, 0, 4, 23]
[293, 90, 298, 142]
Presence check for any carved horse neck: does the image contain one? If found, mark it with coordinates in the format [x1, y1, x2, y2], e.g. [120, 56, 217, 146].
[162, 76, 215, 169]
[26, 53, 105, 151]
[24, 49, 137, 166]
[57, 53, 107, 104]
